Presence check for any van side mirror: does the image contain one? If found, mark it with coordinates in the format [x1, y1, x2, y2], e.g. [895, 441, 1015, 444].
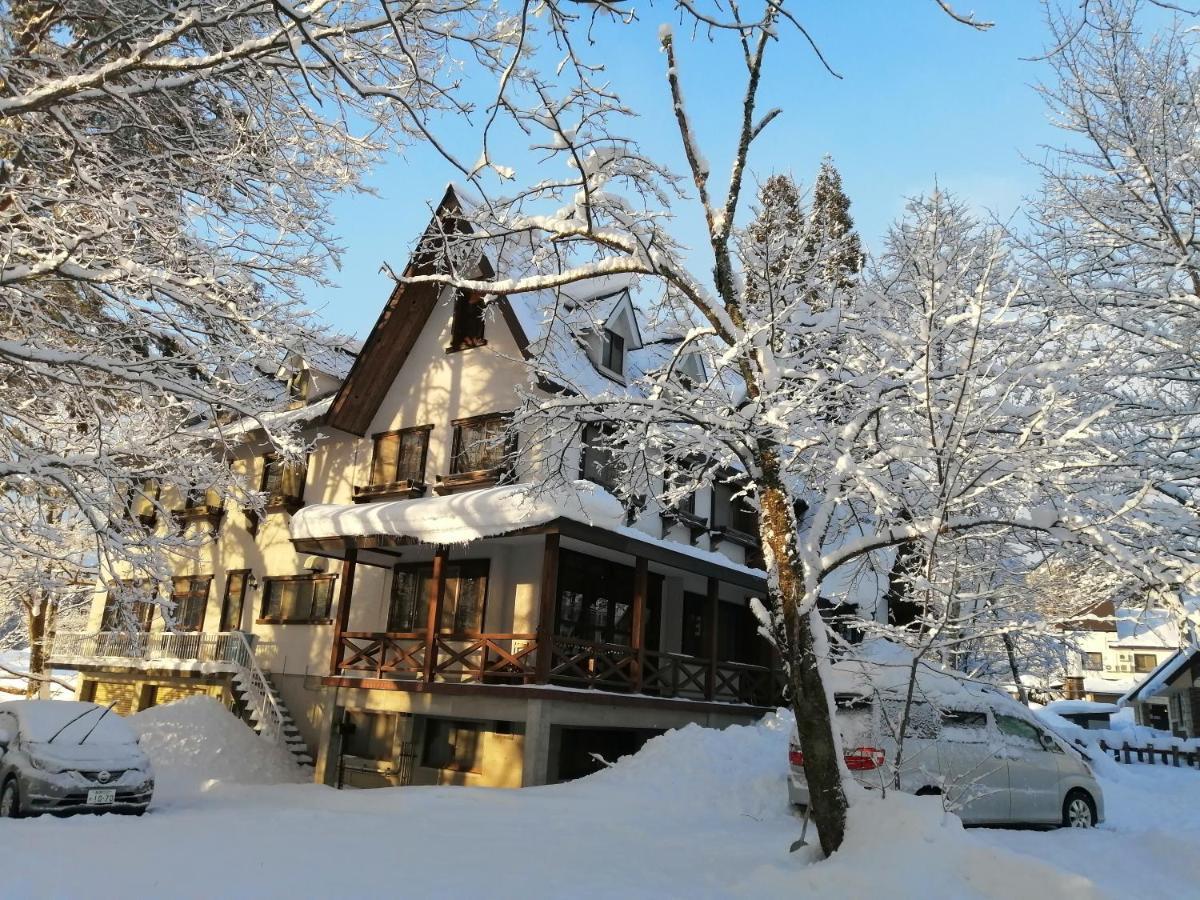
[1039, 732, 1056, 751]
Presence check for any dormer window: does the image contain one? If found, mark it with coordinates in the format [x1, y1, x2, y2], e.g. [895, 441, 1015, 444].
[448, 289, 487, 352]
[601, 329, 625, 377]
[286, 369, 309, 403]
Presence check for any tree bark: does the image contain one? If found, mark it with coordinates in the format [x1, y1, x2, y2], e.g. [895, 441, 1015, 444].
[758, 449, 848, 856]
[25, 596, 47, 700]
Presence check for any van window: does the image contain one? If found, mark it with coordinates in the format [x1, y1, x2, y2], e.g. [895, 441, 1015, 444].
[996, 714, 1042, 749]
[833, 694, 875, 747]
[881, 700, 939, 740]
[940, 710, 988, 743]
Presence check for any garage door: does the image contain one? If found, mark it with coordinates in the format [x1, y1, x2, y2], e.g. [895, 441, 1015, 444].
[89, 681, 139, 717]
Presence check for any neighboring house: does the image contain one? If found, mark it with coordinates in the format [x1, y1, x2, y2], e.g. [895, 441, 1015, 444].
[1060, 599, 1178, 706]
[1123, 647, 1200, 738]
[53, 186, 867, 789]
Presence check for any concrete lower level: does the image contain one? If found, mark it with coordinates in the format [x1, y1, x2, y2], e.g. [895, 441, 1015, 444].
[316, 681, 767, 789]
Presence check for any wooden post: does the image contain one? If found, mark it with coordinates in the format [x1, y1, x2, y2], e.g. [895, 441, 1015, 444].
[534, 532, 560, 684]
[704, 576, 719, 701]
[329, 548, 356, 676]
[423, 545, 449, 683]
[630, 556, 648, 693]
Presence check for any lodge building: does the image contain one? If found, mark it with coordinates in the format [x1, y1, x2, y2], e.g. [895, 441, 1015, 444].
[53, 187, 829, 788]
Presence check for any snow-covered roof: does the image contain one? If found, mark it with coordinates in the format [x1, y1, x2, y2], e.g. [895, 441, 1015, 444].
[1122, 648, 1194, 705]
[1043, 699, 1118, 716]
[215, 396, 334, 439]
[292, 481, 625, 546]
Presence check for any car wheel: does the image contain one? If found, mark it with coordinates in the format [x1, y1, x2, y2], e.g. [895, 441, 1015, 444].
[0, 779, 21, 819]
[1063, 789, 1096, 828]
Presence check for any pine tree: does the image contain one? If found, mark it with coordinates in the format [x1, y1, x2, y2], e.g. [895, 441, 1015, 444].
[804, 156, 864, 298]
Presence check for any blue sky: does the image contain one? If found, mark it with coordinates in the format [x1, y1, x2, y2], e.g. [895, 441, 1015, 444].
[308, 2, 1072, 339]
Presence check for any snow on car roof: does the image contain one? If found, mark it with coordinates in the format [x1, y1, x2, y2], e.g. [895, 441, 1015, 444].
[0, 700, 138, 744]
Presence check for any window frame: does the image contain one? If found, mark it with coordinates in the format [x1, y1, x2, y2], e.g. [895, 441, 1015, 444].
[220, 569, 251, 632]
[260, 453, 308, 510]
[447, 289, 487, 352]
[258, 574, 338, 625]
[101, 581, 157, 632]
[600, 328, 625, 377]
[711, 479, 759, 540]
[579, 422, 620, 492]
[1134, 653, 1158, 674]
[169, 575, 212, 633]
[422, 718, 483, 774]
[387, 559, 491, 635]
[1082, 651, 1104, 672]
[448, 413, 515, 478]
[367, 425, 433, 488]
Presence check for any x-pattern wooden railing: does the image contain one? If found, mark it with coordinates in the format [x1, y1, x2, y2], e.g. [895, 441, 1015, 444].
[334, 632, 784, 706]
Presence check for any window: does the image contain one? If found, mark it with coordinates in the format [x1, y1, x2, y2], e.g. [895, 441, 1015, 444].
[388, 560, 489, 633]
[169, 576, 212, 632]
[556, 550, 636, 647]
[260, 574, 337, 624]
[601, 329, 625, 376]
[261, 454, 306, 507]
[712, 481, 758, 536]
[1134, 653, 1158, 674]
[370, 427, 431, 487]
[423, 719, 482, 773]
[580, 423, 620, 491]
[881, 700, 940, 739]
[450, 414, 512, 476]
[101, 581, 156, 632]
[286, 369, 309, 402]
[125, 479, 160, 529]
[996, 714, 1043, 748]
[940, 710, 988, 743]
[448, 290, 486, 351]
[342, 711, 397, 761]
[1082, 651, 1104, 671]
[182, 486, 221, 511]
[220, 570, 250, 632]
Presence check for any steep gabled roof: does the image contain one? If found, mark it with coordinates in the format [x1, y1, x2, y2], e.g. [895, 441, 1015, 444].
[325, 185, 530, 436]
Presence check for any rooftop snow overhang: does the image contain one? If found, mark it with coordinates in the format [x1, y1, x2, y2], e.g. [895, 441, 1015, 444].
[289, 481, 768, 590]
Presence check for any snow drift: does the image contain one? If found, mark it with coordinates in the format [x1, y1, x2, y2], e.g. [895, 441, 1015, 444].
[130, 697, 306, 792]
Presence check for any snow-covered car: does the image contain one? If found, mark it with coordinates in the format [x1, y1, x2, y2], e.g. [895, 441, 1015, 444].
[0, 700, 154, 818]
[786, 655, 1104, 828]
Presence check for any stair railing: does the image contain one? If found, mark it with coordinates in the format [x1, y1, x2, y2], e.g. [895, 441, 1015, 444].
[227, 631, 288, 747]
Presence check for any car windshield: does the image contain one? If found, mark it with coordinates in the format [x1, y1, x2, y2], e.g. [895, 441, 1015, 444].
[4, 701, 137, 745]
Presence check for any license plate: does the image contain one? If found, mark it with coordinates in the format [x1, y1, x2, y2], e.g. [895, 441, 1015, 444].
[87, 788, 116, 805]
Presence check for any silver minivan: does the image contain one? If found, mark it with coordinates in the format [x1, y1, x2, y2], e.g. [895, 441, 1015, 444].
[787, 690, 1104, 828]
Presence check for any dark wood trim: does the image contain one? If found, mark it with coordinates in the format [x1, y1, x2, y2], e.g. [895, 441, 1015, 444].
[631, 556, 648, 692]
[219, 569, 251, 633]
[330, 550, 357, 674]
[256, 617, 334, 626]
[704, 577, 719, 700]
[319, 675, 775, 716]
[433, 469, 504, 495]
[423, 545, 450, 682]
[353, 480, 428, 503]
[534, 533, 560, 684]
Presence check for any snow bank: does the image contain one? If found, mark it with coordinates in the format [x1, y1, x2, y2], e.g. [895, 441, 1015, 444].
[130, 697, 306, 793]
[291, 479, 624, 545]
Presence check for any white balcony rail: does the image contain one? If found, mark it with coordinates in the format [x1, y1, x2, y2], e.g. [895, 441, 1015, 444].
[51, 630, 289, 748]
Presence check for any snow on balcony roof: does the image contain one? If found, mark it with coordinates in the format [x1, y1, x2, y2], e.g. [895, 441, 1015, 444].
[1121, 648, 1194, 705]
[291, 480, 625, 546]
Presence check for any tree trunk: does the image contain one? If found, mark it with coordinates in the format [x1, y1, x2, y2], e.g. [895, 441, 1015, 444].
[25, 599, 47, 700]
[758, 451, 848, 856]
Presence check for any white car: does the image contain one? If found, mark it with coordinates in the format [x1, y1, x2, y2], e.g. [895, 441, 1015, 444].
[0, 700, 154, 818]
[788, 689, 1104, 828]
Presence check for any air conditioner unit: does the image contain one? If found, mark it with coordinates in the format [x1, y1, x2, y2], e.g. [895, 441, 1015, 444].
[1118, 664, 1131, 673]
[1104, 665, 1114, 672]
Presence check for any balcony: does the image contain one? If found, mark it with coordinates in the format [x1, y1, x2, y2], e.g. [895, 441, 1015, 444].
[51, 631, 255, 673]
[332, 632, 785, 707]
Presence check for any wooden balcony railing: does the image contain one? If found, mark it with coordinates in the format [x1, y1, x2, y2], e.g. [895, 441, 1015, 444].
[332, 632, 785, 707]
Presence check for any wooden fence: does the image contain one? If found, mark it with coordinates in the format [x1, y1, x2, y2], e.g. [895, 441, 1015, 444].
[1098, 739, 1200, 769]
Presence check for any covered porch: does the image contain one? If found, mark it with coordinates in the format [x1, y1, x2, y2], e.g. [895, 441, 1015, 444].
[293, 515, 786, 709]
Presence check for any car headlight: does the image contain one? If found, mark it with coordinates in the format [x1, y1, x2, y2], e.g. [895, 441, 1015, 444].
[27, 754, 66, 774]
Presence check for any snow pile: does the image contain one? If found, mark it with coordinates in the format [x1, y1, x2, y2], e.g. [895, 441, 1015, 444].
[291, 479, 624, 544]
[130, 697, 306, 792]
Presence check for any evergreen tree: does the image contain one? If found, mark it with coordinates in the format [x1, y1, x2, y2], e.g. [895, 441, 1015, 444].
[804, 156, 864, 298]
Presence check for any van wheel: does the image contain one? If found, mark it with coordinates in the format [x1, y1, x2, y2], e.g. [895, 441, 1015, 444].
[915, 786, 942, 797]
[0, 779, 21, 819]
[1063, 789, 1096, 828]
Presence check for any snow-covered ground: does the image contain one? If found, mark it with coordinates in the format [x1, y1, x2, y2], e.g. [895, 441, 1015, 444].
[0, 699, 1197, 899]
